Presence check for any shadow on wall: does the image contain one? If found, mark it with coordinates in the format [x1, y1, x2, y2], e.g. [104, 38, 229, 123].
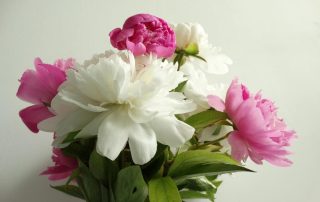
[2, 161, 80, 202]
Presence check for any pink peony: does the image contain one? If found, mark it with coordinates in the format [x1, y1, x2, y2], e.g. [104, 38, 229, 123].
[17, 58, 74, 133]
[41, 148, 78, 181]
[208, 79, 295, 166]
[109, 13, 176, 57]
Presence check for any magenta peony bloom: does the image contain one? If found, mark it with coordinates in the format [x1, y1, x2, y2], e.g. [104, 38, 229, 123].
[41, 148, 78, 181]
[208, 79, 295, 166]
[109, 13, 176, 57]
[17, 58, 74, 133]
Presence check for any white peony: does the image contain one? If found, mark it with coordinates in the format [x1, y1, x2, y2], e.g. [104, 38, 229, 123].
[39, 51, 196, 165]
[173, 23, 232, 75]
[180, 63, 226, 114]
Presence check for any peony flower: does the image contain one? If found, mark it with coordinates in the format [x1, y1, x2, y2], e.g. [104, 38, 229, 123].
[109, 13, 176, 58]
[173, 23, 232, 75]
[180, 63, 226, 114]
[41, 148, 77, 181]
[208, 79, 295, 166]
[17, 58, 74, 133]
[39, 51, 196, 165]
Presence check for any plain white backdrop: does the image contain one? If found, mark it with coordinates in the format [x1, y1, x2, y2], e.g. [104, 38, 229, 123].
[1, 0, 319, 201]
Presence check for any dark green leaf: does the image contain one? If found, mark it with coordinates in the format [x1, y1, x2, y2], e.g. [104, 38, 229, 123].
[62, 131, 80, 144]
[149, 177, 181, 202]
[62, 138, 96, 163]
[168, 150, 253, 182]
[174, 80, 187, 92]
[66, 169, 80, 185]
[185, 109, 228, 130]
[115, 166, 148, 202]
[51, 184, 84, 199]
[77, 161, 102, 202]
[89, 149, 118, 185]
[191, 54, 207, 62]
[142, 143, 167, 180]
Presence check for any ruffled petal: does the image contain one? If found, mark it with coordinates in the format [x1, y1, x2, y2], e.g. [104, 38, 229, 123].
[228, 131, 249, 162]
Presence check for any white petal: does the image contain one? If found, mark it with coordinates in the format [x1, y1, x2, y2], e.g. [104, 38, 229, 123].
[128, 124, 157, 165]
[128, 107, 157, 123]
[199, 47, 232, 75]
[174, 23, 191, 49]
[96, 109, 130, 160]
[76, 112, 110, 138]
[38, 116, 61, 132]
[150, 116, 195, 147]
[52, 133, 71, 148]
[60, 88, 107, 112]
[147, 93, 196, 116]
[55, 109, 97, 137]
[38, 95, 86, 132]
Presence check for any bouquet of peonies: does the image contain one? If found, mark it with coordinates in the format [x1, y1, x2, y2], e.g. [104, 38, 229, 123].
[17, 13, 295, 202]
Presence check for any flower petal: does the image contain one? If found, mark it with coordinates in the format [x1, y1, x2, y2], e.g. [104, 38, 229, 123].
[128, 124, 157, 165]
[228, 131, 249, 162]
[96, 109, 130, 160]
[76, 112, 110, 138]
[19, 104, 54, 133]
[207, 95, 225, 112]
[150, 116, 195, 147]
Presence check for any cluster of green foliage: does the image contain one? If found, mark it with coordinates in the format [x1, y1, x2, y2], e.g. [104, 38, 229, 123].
[51, 108, 252, 202]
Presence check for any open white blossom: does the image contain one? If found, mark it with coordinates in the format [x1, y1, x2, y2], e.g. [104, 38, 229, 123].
[173, 23, 232, 75]
[39, 51, 196, 165]
[180, 63, 226, 114]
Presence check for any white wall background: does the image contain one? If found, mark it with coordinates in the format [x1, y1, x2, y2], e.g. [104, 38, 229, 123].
[1, 0, 319, 201]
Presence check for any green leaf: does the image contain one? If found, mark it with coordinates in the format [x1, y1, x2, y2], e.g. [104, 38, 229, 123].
[51, 184, 84, 199]
[89, 149, 119, 185]
[177, 176, 216, 192]
[184, 43, 199, 55]
[62, 138, 96, 163]
[66, 169, 80, 185]
[177, 176, 218, 201]
[190, 54, 206, 62]
[168, 150, 253, 182]
[115, 166, 148, 202]
[185, 109, 228, 130]
[149, 177, 181, 202]
[142, 143, 167, 180]
[76, 161, 102, 202]
[179, 190, 212, 201]
[174, 80, 187, 92]
[62, 131, 80, 144]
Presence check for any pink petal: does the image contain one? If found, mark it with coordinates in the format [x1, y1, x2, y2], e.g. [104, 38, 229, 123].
[233, 98, 266, 133]
[19, 104, 54, 133]
[126, 39, 146, 55]
[17, 69, 55, 104]
[35, 63, 66, 93]
[207, 95, 225, 112]
[263, 154, 293, 167]
[225, 79, 246, 115]
[228, 131, 249, 162]
[54, 58, 75, 71]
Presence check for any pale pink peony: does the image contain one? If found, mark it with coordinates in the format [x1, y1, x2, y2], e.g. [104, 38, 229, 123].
[208, 79, 295, 166]
[41, 148, 78, 181]
[109, 13, 176, 57]
[17, 58, 74, 133]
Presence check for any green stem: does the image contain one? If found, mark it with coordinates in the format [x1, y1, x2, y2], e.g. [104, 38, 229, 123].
[190, 132, 231, 150]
